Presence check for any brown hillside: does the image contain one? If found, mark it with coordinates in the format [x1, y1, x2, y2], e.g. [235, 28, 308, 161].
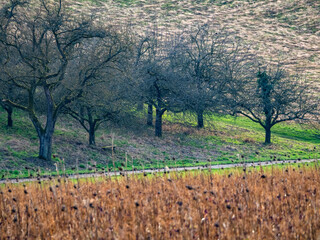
[74, 0, 319, 80]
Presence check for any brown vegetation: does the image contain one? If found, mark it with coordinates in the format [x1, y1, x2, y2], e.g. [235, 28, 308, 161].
[74, 0, 320, 81]
[1, 165, 320, 239]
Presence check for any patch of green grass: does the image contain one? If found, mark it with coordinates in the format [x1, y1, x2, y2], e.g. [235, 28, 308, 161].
[113, 0, 137, 7]
[161, 2, 179, 11]
[76, 0, 105, 6]
[163, 112, 320, 165]
[0, 110, 37, 140]
[7, 147, 30, 159]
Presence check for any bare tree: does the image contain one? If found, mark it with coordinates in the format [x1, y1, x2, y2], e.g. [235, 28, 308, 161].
[65, 42, 128, 145]
[230, 64, 317, 144]
[131, 34, 156, 127]
[64, 38, 129, 145]
[132, 33, 184, 137]
[169, 25, 253, 128]
[66, 89, 124, 146]
[0, 8, 28, 128]
[137, 59, 169, 137]
[0, 0, 107, 160]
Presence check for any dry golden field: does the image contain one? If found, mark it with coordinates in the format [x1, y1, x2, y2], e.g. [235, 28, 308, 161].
[1, 165, 320, 239]
[73, 0, 320, 81]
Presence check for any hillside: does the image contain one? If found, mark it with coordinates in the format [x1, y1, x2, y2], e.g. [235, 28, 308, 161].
[74, 0, 320, 81]
[0, 0, 319, 178]
[1, 107, 320, 178]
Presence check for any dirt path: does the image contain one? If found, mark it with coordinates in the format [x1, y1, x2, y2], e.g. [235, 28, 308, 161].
[1, 159, 318, 184]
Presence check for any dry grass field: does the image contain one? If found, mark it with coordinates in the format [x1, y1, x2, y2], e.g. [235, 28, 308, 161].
[74, 0, 320, 81]
[1, 164, 320, 239]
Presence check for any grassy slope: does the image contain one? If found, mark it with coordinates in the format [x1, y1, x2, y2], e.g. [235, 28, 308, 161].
[1, 107, 320, 178]
[0, 0, 319, 178]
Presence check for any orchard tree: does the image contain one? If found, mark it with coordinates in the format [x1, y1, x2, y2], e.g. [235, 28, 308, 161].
[64, 38, 129, 145]
[66, 88, 125, 146]
[0, 19, 28, 128]
[169, 24, 253, 128]
[231, 64, 317, 144]
[0, 0, 107, 160]
[137, 59, 171, 137]
[132, 32, 184, 137]
[131, 34, 157, 127]
[62, 31, 129, 145]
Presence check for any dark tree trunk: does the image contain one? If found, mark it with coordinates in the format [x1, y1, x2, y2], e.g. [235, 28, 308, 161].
[155, 108, 163, 137]
[39, 132, 53, 160]
[87, 108, 97, 145]
[265, 126, 271, 144]
[264, 111, 272, 144]
[197, 110, 204, 128]
[36, 86, 57, 161]
[154, 82, 166, 137]
[1, 104, 13, 127]
[3, 86, 14, 127]
[7, 106, 13, 127]
[36, 116, 55, 161]
[147, 104, 153, 126]
[89, 124, 96, 145]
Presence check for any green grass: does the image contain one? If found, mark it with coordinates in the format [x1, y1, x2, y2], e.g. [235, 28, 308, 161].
[113, 0, 137, 6]
[163, 111, 320, 163]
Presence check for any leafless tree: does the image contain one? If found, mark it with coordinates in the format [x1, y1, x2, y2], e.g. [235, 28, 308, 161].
[131, 32, 184, 137]
[169, 24, 253, 128]
[63, 33, 129, 145]
[130, 33, 156, 127]
[65, 87, 126, 146]
[0, 0, 107, 160]
[229, 63, 317, 144]
[64, 40, 129, 145]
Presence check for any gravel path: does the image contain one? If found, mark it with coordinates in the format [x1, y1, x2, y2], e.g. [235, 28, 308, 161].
[1, 159, 318, 184]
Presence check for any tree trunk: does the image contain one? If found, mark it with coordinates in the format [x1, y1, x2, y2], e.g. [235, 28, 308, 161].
[147, 104, 153, 126]
[197, 110, 204, 128]
[1, 104, 13, 127]
[7, 106, 13, 127]
[37, 86, 57, 161]
[265, 126, 271, 144]
[155, 108, 163, 137]
[86, 108, 96, 145]
[89, 124, 96, 145]
[39, 132, 53, 160]
[264, 112, 272, 144]
[36, 116, 55, 161]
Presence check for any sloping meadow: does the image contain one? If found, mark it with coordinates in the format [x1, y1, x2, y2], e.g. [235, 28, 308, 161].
[74, 0, 320, 81]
